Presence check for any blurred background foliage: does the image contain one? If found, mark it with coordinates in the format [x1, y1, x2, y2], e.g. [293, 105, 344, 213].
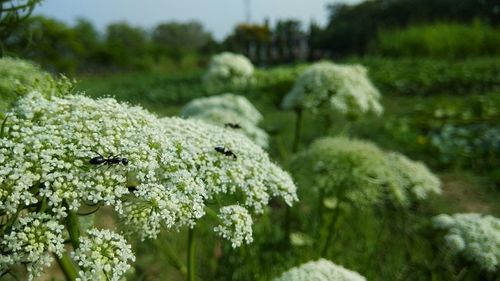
[2, 0, 499, 74]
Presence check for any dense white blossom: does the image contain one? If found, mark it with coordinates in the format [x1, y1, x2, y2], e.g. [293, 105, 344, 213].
[282, 62, 383, 118]
[159, 117, 297, 211]
[203, 52, 254, 92]
[0, 213, 64, 280]
[214, 205, 253, 248]
[385, 152, 441, 206]
[73, 228, 135, 281]
[1, 92, 296, 248]
[273, 259, 366, 281]
[180, 93, 268, 147]
[432, 213, 500, 272]
[290, 137, 392, 205]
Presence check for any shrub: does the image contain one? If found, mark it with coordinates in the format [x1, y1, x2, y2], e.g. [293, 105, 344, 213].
[375, 22, 500, 59]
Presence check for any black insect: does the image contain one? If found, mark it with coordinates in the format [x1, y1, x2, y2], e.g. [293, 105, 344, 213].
[89, 152, 129, 167]
[224, 123, 241, 129]
[127, 186, 138, 193]
[214, 146, 237, 160]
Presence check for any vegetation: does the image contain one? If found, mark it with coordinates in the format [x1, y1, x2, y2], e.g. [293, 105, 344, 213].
[1, 0, 499, 280]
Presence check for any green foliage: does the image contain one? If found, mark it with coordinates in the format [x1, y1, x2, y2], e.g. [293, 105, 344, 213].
[350, 57, 500, 96]
[319, 0, 499, 56]
[375, 22, 500, 58]
[0, 0, 42, 51]
[0, 57, 74, 114]
[4, 16, 86, 73]
[77, 71, 206, 110]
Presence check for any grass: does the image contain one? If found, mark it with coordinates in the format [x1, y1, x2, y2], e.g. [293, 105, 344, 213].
[72, 59, 500, 281]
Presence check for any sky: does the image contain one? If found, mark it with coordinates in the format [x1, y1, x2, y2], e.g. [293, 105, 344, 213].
[35, 0, 360, 40]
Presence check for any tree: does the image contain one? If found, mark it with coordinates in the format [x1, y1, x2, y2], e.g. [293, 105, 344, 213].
[104, 22, 152, 70]
[0, 0, 42, 53]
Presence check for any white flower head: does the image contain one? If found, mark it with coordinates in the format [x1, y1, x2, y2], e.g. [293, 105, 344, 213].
[1, 92, 297, 252]
[290, 137, 391, 206]
[273, 259, 367, 281]
[0, 213, 64, 280]
[214, 205, 253, 248]
[432, 213, 500, 272]
[73, 228, 135, 281]
[282, 61, 382, 118]
[203, 52, 254, 92]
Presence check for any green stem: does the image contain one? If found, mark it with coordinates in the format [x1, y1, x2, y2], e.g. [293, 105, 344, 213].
[187, 227, 196, 281]
[66, 209, 81, 249]
[321, 200, 342, 257]
[55, 252, 78, 281]
[292, 108, 303, 153]
[314, 189, 325, 243]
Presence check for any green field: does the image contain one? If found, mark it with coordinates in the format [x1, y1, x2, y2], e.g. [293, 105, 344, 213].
[73, 57, 500, 281]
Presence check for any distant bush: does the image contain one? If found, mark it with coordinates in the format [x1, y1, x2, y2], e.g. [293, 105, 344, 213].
[375, 22, 500, 59]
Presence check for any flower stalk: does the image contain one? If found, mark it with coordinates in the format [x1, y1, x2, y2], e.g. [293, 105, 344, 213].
[187, 227, 196, 281]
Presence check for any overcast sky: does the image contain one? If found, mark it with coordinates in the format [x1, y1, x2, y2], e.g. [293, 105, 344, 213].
[35, 0, 360, 40]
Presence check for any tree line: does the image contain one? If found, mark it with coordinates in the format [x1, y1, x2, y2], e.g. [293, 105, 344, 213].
[1, 0, 498, 74]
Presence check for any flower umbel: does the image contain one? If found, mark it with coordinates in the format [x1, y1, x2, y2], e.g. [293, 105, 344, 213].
[432, 213, 500, 272]
[203, 52, 254, 92]
[213, 205, 253, 248]
[72, 228, 135, 281]
[282, 61, 382, 118]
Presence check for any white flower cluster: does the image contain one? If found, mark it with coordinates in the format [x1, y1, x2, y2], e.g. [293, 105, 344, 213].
[1, 92, 296, 252]
[203, 52, 254, 92]
[290, 137, 440, 207]
[73, 228, 135, 281]
[432, 213, 500, 272]
[290, 137, 392, 205]
[213, 205, 253, 248]
[273, 259, 366, 281]
[0, 213, 64, 280]
[282, 61, 383, 118]
[0, 57, 74, 114]
[385, 152, 441, 206]
[180, 93, 268, 147]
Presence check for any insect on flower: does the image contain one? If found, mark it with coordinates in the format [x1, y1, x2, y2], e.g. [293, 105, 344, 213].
[215, 146, 237, 160]
[224, 123, 242, 129]
[89, 151, 129, 166]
